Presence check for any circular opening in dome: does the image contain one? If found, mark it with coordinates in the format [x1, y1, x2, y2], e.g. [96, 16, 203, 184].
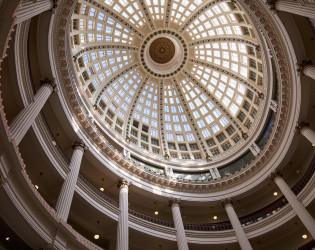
[140, 30, 187, 77]
[149, 37, 175, 64]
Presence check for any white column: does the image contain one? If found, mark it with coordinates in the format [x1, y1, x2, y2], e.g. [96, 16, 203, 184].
[210, 167, 221, 179]
[272, 0, 315, 19]
[296, 122, 315, 145]
[297, 61, 315, 80]
[170, 199, 189, 250]
[116, 180, 129, 250]
[165, 167, 173, 177]
[273, 173, 315, 239]
[55, 142, 86, 222]
[15, 0, 54, 23]
[9, 79, 56, 145]
[223, 200, 253, 250]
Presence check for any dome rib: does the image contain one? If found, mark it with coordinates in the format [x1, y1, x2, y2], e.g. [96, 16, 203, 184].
[182, 69, 243, 134]
[188, 37, 258, 50]
[73, 45, 139, 60]
[189, 58, 261, 95]
[138, 0, 156, 30]
[159, 79, 168, 156]
[83, 0, 145, 38]
[164, 0, 171, 28]
[178, 0, 227, 34]
[172, 77, 210, 158]
[94, 63, 140, 105]
[125, 75, 150, 140]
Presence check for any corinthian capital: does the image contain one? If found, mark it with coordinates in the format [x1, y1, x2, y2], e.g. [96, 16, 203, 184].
[295, 121, 309, 134]
[118, 179, 129, 189]
[169, 198, 180, 206]
[40, 78, 57, 93]
[72, 140, 88, 151]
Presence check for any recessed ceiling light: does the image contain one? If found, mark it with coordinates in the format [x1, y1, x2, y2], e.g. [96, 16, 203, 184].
[5, 237, 9, 241]
[154, 211, 159, 215]
[52, 141, 57, 146]
[302, 234, 307, 239]
[94, 234, 100, 240]
[213, 216, 217, 220]
[35, 185, 39, 190]
[99, 187, 104, 191]
[273, 192, 278, 196]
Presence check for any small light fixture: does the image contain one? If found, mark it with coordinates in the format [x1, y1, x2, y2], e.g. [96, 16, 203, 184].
[154, 202, 158, 216]
[164, 154, 169, 160]
[213, 216, 217, 220]
[302, 234, 307, 239]
[5, 237, 9, 241]
[273, 192, 278, 196]
[312, 144, 315, 147]
[35, 172, 43, 190]
[94, 221, 100, 240]
[99, 178, 104, 192]
[126, 137, 130, 143]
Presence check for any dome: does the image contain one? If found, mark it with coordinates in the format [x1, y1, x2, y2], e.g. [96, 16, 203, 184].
[1, 0, 315, 249]
[70, 0, 267, 169]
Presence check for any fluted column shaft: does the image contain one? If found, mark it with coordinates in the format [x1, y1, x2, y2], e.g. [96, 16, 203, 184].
[224, 202, 253, 250]
[55, 144, 85, 222]
[116, 181, 129, 250]
[274, 176, 315, 239]
[15, 0, 53, 23]
[275, 0, 315, 19]
[300, 127, 315, 145]
[171, 202, 189, 250]
[302, 64, 315, 80]
[9, 82, 55, 145]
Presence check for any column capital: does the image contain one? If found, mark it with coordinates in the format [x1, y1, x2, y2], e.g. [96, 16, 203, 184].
[222, 199, 233, 208]
[265, 0, 279, 13]
[297, 60, 313, 75]
[295, 121, 310, 134]
[40, 78, 57, 93]
[270, 171, 283, 181]
[118, 179, 129, 189]
[169, 198, 180, 207]
[72, 140, 88, 151]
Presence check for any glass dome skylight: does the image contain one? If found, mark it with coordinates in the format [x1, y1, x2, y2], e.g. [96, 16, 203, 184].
[70, 0, 265, 163]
